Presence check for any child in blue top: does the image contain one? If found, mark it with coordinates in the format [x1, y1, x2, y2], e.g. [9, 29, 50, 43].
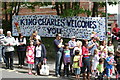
[106, 52, 116, 79]
[63, 43, 71, 77]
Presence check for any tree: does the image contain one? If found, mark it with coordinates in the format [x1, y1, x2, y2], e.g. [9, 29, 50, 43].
[2, 2, 52, 31]
[2, 1, 118, 32]
[92, 1, 118, 17]
[53, 1, 118, 17]
[53, 2, 86, 17]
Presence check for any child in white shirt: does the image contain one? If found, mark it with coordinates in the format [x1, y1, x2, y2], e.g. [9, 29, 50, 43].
[92, 49, 100, 77]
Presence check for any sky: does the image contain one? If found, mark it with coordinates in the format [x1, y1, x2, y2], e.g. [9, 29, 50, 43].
[107, 3, 120, 28]
[107, 4, 118, 14]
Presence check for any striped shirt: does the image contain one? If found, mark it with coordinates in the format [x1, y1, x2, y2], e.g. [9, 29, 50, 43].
[0, 34, 5, 49]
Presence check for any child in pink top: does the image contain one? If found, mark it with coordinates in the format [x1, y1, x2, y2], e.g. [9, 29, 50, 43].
[26, 40, 35, 75]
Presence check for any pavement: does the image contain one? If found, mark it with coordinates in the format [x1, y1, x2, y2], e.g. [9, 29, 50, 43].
[0, 59, 55, 78]
[0, 59, 74, 80]
[0, 58, 118, 80]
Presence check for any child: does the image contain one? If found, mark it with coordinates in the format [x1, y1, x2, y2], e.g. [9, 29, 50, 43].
[99, 54, 103, 59]
[114, 49, 120, 79]
[73, 50, 80, 79]
[105, 52, 116, 79]
[99, 40, 108, 58]
[96, 58, 104, 80]
[63, 43, 71, 77]
[26, 40, 35, 75]
[73, 41, 83, 67]
[107, 41, 115, 76]
[92, 49, 100, 77]
[107, 40, 114, 54]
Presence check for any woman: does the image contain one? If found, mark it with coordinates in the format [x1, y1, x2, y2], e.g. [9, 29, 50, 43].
[34, 39, 46, 75]
[16, 33, 26, 68]
[32, 30, 41, 40]
[82, 40, 91, 80]
[30, 33, 38, 46]
[73, 41, 82, 55]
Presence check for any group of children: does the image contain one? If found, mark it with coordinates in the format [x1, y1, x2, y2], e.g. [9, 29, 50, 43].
[91, 40, 118, 80]
[61, 40, 120, 80]
[62, 41, 83, 79]
[92, 50, 116, 80]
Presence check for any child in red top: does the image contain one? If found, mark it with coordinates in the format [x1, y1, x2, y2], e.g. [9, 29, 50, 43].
[26, 40, 35, 75]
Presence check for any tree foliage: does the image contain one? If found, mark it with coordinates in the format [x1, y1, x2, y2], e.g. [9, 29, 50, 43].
[2, 2, 52, 31]
[2, 1, 118, 31]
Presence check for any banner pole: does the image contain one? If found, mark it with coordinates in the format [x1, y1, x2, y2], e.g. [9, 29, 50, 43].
[106, 0, 108, 42]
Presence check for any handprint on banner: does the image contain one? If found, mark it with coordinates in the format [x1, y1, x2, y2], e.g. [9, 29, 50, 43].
[14, 22, 21, 33]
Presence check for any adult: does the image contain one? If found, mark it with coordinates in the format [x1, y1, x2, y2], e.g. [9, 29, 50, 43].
[4, 31, 16, 70]
[112, 24, 120, 37]
[68, 36, 77, 73]
[68, 36, 77, 56]
[34, 39, 46, 75]
[0, 29, 5, 63]
[16, 33, 26, 68]
[82, 40, 91, 80]
[88, 37, 99, 56]
[54, 33, 64, 77]
[114, 48, 120, 77]
[73, 41, 82, 55]
[88, 37, 99, 72]
[33, 30, 41, 40]
[112, 24, 120, 51]
[90, 31, 100, 41]
[30, 33, 38, 46]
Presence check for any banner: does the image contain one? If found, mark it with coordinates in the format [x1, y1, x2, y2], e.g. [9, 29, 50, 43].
[12, 15, 106, 40]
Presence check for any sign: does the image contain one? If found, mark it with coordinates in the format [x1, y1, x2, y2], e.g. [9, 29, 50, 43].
[12, 15, 106, 40]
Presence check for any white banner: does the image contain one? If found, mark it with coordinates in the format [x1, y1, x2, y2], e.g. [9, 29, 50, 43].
[12, 15, 106, 40]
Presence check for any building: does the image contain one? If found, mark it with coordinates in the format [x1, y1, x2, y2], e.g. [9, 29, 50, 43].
[1, 2, 106, 19]
[107, 14, 117, 39]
